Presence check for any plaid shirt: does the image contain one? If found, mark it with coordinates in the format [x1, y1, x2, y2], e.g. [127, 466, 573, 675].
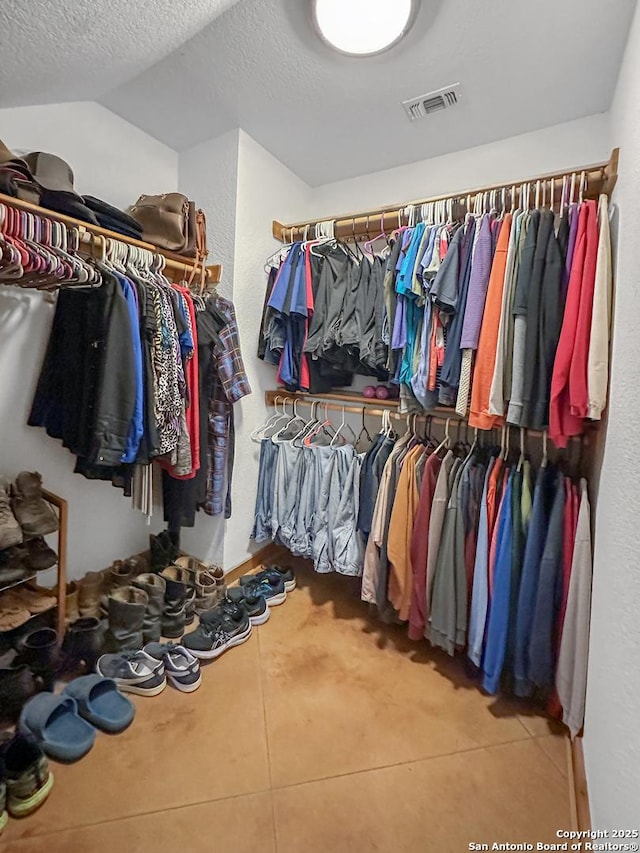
[204, 296, 251, 517]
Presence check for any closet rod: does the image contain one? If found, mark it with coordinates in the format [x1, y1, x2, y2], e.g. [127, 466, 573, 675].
[273, 148, 619, 243]
[265, 389, 597, 440]
[0, 192, 222, 284]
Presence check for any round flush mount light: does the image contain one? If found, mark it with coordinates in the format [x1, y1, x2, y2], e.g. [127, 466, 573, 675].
[313, 0, 417, 57]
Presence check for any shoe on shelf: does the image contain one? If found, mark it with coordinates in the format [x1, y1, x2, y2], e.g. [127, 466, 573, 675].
[7, 586, 56, 615]
[96, 650, 167, 697]
[240, 565, 296, 593]
[0, 479, 23, 550]
[0, 598, 31, 632]
[1, 732, 54, 818]
[22, 537, 58, 572]
[229, 575, 287, 607]
[144, 642, 202, 693]
[0, 545, 30, 587]
[10, 472, 59, 538]
[182, 614, 252, 660]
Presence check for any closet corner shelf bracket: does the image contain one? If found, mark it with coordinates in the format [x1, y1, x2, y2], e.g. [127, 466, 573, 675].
[272, 148, 619, 243]
[0, 192, 222, 285]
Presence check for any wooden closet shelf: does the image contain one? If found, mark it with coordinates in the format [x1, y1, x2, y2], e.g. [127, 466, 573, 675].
[273, 148, 619, 243]
[0, 192, 222, 284]
[264, 389, 599, 441]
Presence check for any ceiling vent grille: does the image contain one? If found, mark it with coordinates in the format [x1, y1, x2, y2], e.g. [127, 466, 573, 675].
[402, 84, 462, 121]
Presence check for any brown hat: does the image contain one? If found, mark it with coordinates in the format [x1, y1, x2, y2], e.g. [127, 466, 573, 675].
[23, 152, 79, 196]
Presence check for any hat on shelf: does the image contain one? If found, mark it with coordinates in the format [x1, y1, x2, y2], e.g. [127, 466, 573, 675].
[0, 140, 41, 204]
[23, 152, 78, 196]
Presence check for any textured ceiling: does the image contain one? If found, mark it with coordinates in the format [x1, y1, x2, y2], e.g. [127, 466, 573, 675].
[0, 0, 241, 105]
[2, 0, 636, 185]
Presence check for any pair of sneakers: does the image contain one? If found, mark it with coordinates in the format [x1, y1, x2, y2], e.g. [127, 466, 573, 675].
[182, 604, 253, 660]
[96, 643, 201, 695]
[228, 565, 296, 609]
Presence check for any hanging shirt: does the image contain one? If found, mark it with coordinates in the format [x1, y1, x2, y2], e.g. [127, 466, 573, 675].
[468, 214, 513, 429]
[408, 452, 442, 640]
[556, 479, 592, 739]
[424, 450, 456, 629]
[388, 445, 423, 620]
[586, 195, 613, 420]
[467, 456, 496, 668]
[482, 470, 515, 694]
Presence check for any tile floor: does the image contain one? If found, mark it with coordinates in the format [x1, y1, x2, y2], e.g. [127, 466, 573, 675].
[2, 561, 571, 852]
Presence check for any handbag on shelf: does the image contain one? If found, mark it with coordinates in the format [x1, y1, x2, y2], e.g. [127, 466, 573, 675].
[126, 192, 197, 255]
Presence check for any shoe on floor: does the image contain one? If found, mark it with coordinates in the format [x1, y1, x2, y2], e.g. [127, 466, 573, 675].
[96, 650, 167, 697]
[241, 565, 296, 593]
[183, 615, 252, 660]
[1, 732, 54, 818]
[19, 693, 96, 763]
[204, 593, 270, 627]
[229, 576, 287, 606]
[63, 674, 135, 733]
[144, 643, 202, 692]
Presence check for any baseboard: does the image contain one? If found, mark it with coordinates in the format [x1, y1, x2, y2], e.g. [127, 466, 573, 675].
[567, 737, 591, 831]
[225, 544, 289, 584]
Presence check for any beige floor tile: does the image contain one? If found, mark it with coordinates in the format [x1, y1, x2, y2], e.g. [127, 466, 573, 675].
[3, 634, 270, 840]
[273, 739, 570, 853]
[3, 791, 275, 853]
[535, 734, 569, 778]
[260, 564, 530, 787]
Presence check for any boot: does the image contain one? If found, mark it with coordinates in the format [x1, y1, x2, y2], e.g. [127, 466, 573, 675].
[161, 566, 196, 627]
[0, 663, 39, 723]
[149, 531, 178, 574]
[20, 628, 59, 692]
[77, 571, 103, 618]
[99, 561, 134, 615]
[105, 586, 148, 651]
[65, 582, 80, 625]
[160, 576, 188, 639]
[10, 472, 58, 537]
[0, 479, 22, 550]
[132, 573, 166, 643]
[175, 557, 225, 615]
[62, 617, 106, 673]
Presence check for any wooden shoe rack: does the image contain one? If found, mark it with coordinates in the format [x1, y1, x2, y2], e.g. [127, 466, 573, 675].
[0, 489, 67, 637]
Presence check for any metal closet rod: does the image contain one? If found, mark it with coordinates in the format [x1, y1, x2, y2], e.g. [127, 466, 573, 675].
[272, 148, 619, 243]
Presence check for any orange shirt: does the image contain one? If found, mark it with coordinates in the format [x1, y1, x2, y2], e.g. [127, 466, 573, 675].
[388, 446, 423, 621]
[469, 214, 512, 429]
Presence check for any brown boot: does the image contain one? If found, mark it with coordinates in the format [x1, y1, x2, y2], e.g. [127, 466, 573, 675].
[65, 582, 80, 624]
[10, 472, 58, 537]
[77, 571, 103, 618]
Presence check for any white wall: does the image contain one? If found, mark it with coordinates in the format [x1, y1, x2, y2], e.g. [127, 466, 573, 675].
[0, 101, 178, 580]
[224, 130, 312, 569]
[582, 2, 640, 828]
[179, 129, 239, 302]
[312, 114, 611, 218]
[177, 129, 240, 567]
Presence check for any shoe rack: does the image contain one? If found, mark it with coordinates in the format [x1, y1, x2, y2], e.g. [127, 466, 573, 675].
[0, 489, 67, 637]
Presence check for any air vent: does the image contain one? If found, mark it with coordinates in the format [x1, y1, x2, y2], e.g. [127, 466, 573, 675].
[402, 84, 462, 121]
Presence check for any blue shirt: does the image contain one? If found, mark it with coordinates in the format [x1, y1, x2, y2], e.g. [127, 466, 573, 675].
[115, 273, 144, 464]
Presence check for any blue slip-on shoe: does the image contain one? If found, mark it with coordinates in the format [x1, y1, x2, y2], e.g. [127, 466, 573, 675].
[19, 693, 96, 763]
[63, 675, 135, 733]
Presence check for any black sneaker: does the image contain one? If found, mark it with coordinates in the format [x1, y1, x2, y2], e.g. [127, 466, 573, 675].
[230, 576, 287, 606]
[240, 565, 296, 593]
[203, 594, 270, 627]
[182, 615, 252, 660]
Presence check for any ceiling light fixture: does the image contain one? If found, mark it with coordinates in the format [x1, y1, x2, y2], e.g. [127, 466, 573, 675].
[313, 0, 417, 57]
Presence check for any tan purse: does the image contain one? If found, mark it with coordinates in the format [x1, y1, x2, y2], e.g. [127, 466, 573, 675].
[127, 193, 192, 253]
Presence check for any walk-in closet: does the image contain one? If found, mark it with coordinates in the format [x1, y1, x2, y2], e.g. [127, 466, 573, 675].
[0, 0, 639, 850]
